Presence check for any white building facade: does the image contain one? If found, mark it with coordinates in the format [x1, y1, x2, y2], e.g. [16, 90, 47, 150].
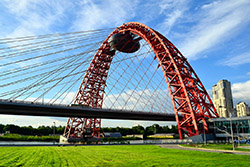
[236, 102, 250, 117]
[212, 80, 234, 118]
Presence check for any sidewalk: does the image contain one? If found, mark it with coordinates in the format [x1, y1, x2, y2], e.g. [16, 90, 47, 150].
[158, 144, 250, 155]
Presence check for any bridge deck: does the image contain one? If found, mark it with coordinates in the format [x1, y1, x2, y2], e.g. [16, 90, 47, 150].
[0, 100, 176, 121]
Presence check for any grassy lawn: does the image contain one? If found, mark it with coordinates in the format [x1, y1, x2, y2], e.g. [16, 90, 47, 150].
[0, 145, 249, 167]
[181, 143, 250, 152]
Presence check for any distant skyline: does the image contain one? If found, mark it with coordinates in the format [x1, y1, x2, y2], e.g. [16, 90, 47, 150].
[0, 0, 249, 128]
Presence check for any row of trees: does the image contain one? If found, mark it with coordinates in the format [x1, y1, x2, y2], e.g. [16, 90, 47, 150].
[0, 124, 65, 136]
[102, 124, 178, 137]
[0, 124, 178, 136]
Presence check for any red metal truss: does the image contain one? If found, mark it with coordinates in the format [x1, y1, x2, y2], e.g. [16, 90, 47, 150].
[63, 22, 219, 139]
[63, 41, 115, 139]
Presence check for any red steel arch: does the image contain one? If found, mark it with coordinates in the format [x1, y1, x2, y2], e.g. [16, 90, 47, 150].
[63, 22, 219, 139]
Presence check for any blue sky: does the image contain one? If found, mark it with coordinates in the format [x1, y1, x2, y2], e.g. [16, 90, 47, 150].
[0, 0, 250, 128]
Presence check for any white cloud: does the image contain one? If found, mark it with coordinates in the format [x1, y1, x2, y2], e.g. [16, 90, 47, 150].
[0, 114, 67, 128]
[157, 0, 189, 34]
[232, 80, 250, 105]
[1, 0, 72, 38]
[220, 51, 250, 66]
[180, 0, 250, 59]
[103, 88, 173, 114]
[248, 72, 250, 75]
[25, 91, 76, 104]
[71, 0, 137, 31]
[200, 1, 219, 9]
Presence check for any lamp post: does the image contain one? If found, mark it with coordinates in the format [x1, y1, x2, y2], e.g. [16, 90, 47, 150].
[241, 122, 244, 133]
[53, 122, 56, 145]
[223, 125, 228, 143]
[218, 124, 234, 150]
[236, 123, 240, 146]
[154, 125, 156, 144]
[229, 113, 235, 151]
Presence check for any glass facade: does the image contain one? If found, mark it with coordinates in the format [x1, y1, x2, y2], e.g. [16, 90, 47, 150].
[208, 117, 250, 137]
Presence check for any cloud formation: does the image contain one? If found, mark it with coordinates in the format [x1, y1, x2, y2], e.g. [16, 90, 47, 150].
[232, 80, 250, 105]
[220, 51, 250, 66]
[157, 0, 189, 34]
[180, 0, 250, 59]
[0, 114, 66, 128]
[71, 0, 137, 31]
[0, 0, 72, 38]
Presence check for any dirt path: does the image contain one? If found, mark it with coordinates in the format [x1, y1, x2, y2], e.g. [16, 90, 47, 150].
[158, 144, 250, 155]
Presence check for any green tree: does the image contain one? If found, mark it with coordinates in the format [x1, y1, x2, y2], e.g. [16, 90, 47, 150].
[37, 126, 53, 135]
[131, 125, 144, 134]
[3, 124, 20, 134]
[0, 124, 4, 133]
[56, 126, 65, 134]
[162, 126, 170, 133]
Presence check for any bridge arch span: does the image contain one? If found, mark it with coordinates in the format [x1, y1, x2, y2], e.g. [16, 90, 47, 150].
[63, 22, 219, 139]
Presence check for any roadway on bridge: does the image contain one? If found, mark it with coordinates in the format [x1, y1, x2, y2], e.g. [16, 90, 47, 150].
[0, 100, 176, 121]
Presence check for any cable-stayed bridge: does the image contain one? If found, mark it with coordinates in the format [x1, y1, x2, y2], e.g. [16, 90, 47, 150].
[0, 22, 219, 140]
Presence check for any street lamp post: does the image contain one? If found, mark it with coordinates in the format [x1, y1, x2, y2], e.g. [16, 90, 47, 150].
[218, 125, 234, 151]
[229, 114, 235, 151]
[53, 122, 56, 145]
[236, 123, 240, 146]
[223, 125, 228, 143]
[240, 122, 244, 133]
[154, 125, 156, 144]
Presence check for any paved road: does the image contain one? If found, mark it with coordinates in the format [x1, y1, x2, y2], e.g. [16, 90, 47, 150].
[158, 144, 250, 155]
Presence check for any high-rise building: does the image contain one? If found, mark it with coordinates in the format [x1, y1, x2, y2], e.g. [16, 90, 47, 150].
[236, 102, 250, 117]
[212, 80, 234, 117]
